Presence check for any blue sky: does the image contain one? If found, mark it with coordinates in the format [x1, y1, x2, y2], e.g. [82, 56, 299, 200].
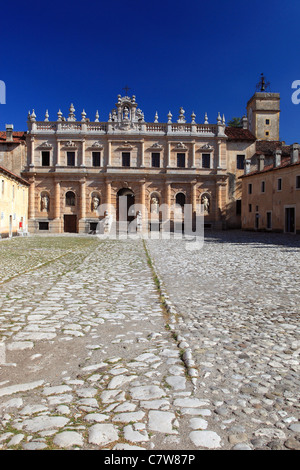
[1, 0, 300, 143]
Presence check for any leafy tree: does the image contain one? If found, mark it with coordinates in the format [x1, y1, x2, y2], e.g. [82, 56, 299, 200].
[227, 117, 242, 128]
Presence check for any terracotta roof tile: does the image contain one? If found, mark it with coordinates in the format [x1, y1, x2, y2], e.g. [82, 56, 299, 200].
[225, 127, 256, 141]
[0, 131, 26, 143]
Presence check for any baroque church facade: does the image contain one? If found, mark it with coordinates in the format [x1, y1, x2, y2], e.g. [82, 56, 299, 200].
[21, 91, 262, 234]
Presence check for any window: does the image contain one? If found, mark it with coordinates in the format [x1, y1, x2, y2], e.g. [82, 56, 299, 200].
[236, 199, 241, 215]
[122, 152, 130, 167]
[296, 175, 300, 189]
[39, 222, 49, 231]
[261, 181, 265, 193]
[177, 153, 185, 168]
[277, 178, 282, 191]
[266, 212, 272, 230]
[1, 180, 4, 196]
[237, 155, 245, 170]
[41, 151, 50, 167]
[65, 191, 76, 206]
[202, 154, 210, 169]
[12, 185, 15, 200]
[151, 153, 160, 168]
[266, 119, 270, 125]
[249, 204, 252, 213]
[92, 152, 101, 167]
[248, 183, 252, 194]
[67, 151, 75, 166]
[265, 131, 269, 137]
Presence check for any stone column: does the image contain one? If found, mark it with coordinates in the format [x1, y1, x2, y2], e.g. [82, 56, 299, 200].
[191, 181, 197, 214]
[81, 140, 86, 167]
[166, 143, 171, 168]
[107, 141, 112, 167]
[106, 180, 112, 206]
[215, 181, 223, 229]
[140, 141, 145, 168]
[191, 142, 196, 168]
[28, 178, 35, 219]
[56, 140, 61, 167]
[29, 137, 35, 168]
[54, 181, 61, 220]
[80, 179, 86, 219]
[79, 179, 86, 233]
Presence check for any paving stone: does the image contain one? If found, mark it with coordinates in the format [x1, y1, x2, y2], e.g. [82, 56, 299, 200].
[88, 424, 119, 446]
[53, 431, 84, 448]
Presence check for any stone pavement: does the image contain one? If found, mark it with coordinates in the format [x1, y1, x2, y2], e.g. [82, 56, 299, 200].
[0, 232, 299, 450]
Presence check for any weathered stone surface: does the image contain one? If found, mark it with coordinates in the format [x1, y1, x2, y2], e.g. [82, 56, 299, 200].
[88, 424, 119, 446]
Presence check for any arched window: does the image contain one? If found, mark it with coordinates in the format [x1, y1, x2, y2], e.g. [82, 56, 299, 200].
[65, 191, 76, 207]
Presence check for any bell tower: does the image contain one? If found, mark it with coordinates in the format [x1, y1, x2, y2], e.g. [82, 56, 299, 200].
[247, 74, 280, 141]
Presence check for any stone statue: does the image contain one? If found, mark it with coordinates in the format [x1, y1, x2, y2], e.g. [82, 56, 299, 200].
[201, 195, 210, 214]
[41, 194, 49, 212]
[151, 197, 159, 214]
[92, 196, 100, 211]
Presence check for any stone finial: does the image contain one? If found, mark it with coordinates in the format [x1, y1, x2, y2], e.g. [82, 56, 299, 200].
[204, 113, 209, 124]
[177, 107, 186, 123]
[222, 114, 226, 125]
[57, 109, 63, 121]
[81, 109, 86, 122]
[95, 110, 99, 122]
[191, 112, 196, 124]
[31, 110, 36, 121]
[154, 111, 158, 123]
[167, 111, 172, 123]
[217, 112, 222, 124]
[68, 103, 76, 121]
[44, 110, 49, 122]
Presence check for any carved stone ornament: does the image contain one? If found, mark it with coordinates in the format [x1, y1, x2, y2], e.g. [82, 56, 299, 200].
[151, 143, 163, 150]
[65, 140, 77, 147]
[40, 141, 52, 149]
[201, 144, 213, 151]
[92, 141, 104, 149]
[176, 142, 188, 150]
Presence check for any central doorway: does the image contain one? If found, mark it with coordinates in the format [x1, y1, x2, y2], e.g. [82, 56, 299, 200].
[64, 215, 77, 233]
[117, 188, 135, 222]
[117, 188, 135, 233]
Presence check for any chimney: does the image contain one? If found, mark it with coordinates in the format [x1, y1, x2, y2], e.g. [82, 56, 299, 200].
[258, 154, 265, 172]
[5, 124, 13, 142]
[274, 149, 282, 168]
[291, 143, 299, 164]
[245, 159, 251, 175]
[241, 115, 248, 129]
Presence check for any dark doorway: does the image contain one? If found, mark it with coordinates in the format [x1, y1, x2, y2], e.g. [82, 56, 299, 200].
[285, 207, 295, 233]
[64, 215, 77, 233]
[175, 192, 186, 209]
[117, 188, 135, 223]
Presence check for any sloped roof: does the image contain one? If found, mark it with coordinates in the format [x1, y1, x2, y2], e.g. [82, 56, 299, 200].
[0, 131, 26, 143]
[0, 165, 30, 186]
[225, 127, 256, 141]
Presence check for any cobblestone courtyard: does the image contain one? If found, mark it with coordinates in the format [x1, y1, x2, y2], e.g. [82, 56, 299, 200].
[0, 232, 299, 450]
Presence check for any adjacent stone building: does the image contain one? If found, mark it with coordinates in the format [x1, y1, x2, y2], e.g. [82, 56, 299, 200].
[0, 165, 29, 238]
[240, 143, 300, 233]
[21, 92, 258, 234]
[0, 125, 27, 176]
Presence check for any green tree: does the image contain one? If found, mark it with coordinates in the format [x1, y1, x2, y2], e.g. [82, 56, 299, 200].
[227, 117, 242, 128]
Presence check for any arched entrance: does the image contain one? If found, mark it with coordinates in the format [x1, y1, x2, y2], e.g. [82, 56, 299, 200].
[117, 188, 135, 223]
